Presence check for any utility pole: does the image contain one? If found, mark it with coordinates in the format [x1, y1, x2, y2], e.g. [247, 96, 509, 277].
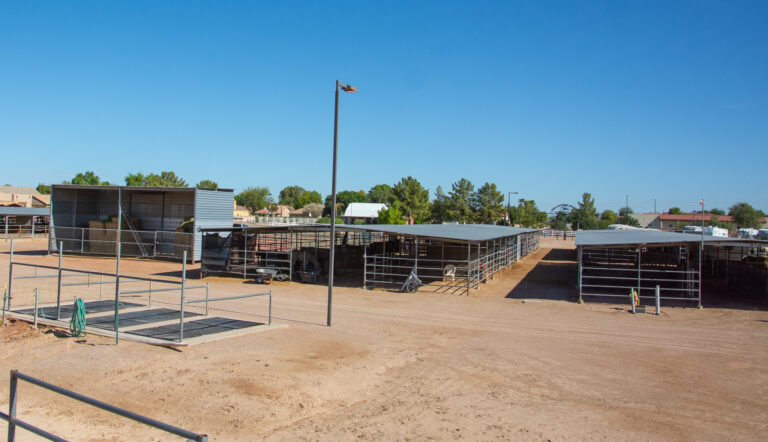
[654, 198, 657, 213]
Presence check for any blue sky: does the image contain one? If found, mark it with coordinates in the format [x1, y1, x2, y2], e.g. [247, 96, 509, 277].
[1, 1, 766, 214]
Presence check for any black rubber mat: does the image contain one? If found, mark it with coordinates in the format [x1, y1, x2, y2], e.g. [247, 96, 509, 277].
[128, 317, 264, 341]
[13, 300, 142, 319]
[87, 308, 201, 331]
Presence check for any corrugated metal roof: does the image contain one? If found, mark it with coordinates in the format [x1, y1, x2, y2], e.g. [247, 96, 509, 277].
[51, 184, 234, 192]
[343, 203, 387, 218]
[0, 207, 50, 216]
[340, 224, 538, 242]
[576, 230, 748, 247]
[199, 223, 538, 243]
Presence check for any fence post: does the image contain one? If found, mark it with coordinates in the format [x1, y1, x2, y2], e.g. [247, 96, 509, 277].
[268, 290, 272, 325]
[8, 369, 18, 441]
[80, 228, 84, 254]
[56, 241, 63, 320]
[114, 234, 121, 345]
[7, 238, 13, 311]
[179, 250, 187, 343]
[655, 285, 661, 315]
[148, 278, 152, 308]
[204, 282, 209, 316]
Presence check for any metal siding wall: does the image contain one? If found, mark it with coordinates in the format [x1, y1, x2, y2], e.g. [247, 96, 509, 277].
[126, 192, 164, 231]
[97, 190, 118, 220]
[164, 191, 195, 231]
[74, 190, 99, 227]
[51, 187, 76, 228]
[193, 188, 234, 261]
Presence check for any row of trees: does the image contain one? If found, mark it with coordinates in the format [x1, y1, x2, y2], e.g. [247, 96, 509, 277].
[37, 171, 219, 194]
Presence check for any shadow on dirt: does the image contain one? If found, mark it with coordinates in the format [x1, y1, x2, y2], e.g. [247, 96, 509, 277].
[506, 249, 577, 302]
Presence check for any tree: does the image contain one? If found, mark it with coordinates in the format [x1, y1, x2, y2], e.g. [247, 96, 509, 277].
[145, 171, 187, 187]
[302, 203, 325, 218]
[36, 184, 50, 195]
[708, 215, 728, 229]
[128, 171, 188, 187]
[392, 177, 431, 223]
[599, 209, 618, 229]
[709, 208, 725, 216]
[125, 173, 145, 186]
[279, 186, 306, 207]
[235, 187, 272, 213]
[729, 202, 762, 229]
[618, 206, 634, 217]
[447, 178, 475, 223]
[430, 185, 451, 223]
[377, 201, 406, 224]
[69, 171, 103, 185]
[514, 199, 546, 228]
[324, 190, 367, 217]
[668, 207, 682, 215]
[550, 210, 569, 230]
[619, 214, 640, 227]
[474, 182, 505, 224]
[196, 180, 218, 189]
[570, 193, 598, 230]
[368, 184, 394, 204]
[296, 190, 322, 208]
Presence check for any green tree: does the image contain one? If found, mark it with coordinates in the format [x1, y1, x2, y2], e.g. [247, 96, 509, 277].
[729, 202, 762, 229]
[550, 210, 569, 230]
[367, 184, 394, 204]
[430, 185, 451, 223]
[599, 209, 618, 229]
[235, 187, 272, 213]
[447, 178, 475, 223]
[570, 193, 598, 230]
[393, 177, 431, 223]
[618, 206, 634, 217]
[295, 190, 322, 208]
[69, 171, 103, 185]
[196, 179, 218, 189]
[36, 184, 50, 194]
[474, 182, 505, 224]
[279, 186, 306, 207]
[125, 172, 145, 186]
[324, 190, 368, 217]
[619, 214, 640, 227]
[709, 208, 725, 216]
[708, 215, 728, 229]
[514, 199, 545, 228]
[145, 171, 187, 187]
[668, 207, 682, 215]
[377, 201, 406, 224]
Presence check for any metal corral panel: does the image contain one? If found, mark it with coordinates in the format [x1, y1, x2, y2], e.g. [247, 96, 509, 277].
[575, 229, 746, 247]
[340, 224, 538, 243]
[193, 188, 234, 261]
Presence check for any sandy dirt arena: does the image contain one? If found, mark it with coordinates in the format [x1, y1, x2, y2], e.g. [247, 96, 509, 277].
[1, 237, 767, 441]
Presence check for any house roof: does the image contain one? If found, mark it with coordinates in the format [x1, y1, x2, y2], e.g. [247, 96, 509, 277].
[343, 202, 387, 218]
[658, 213, 737, 222]
[0, 207, 50, 216]
[0, 186, 42, 196]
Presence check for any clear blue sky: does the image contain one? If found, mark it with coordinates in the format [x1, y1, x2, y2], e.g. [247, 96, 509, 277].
[1, 1, 766, 214]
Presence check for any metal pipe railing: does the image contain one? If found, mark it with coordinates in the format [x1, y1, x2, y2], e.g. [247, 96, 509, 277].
[1, 370, 207, 441]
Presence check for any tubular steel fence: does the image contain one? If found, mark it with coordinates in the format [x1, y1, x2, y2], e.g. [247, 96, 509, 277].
[3, 240, 274, 344]
[0, 370, 207, 441]
[50, 226, 193, 260]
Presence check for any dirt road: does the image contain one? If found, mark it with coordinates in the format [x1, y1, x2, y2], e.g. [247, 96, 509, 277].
[1, 237, 767, 440]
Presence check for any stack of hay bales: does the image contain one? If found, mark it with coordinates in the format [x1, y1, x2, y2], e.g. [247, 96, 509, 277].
[87, 216, 142, 255]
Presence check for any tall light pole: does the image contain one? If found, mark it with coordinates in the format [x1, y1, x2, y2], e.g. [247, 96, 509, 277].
[506, 191, 518, 225]
[328, 80, 357, 327]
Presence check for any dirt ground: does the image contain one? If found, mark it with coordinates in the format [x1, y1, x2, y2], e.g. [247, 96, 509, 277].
[1, 237, 767, 441]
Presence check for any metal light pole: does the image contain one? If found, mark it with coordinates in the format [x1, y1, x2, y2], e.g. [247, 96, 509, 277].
[506, 191, 518, 225]
[699, 198, 704, 308]
[327, 80, 357, 327]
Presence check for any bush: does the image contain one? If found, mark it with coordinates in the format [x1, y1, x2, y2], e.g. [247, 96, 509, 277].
[316, 217, 344, 224]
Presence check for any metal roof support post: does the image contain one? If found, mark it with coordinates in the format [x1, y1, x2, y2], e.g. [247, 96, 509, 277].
[55, 241, 63, 320]
[7, 239, 13, 310]
[414, 239, 419, 278]
[637, 246, 642, 298]
[577, 246, 583, 304]
[243, 230, 247, 279]
[698, 242, 703, 309]
[114, 189, 122, 345]
[362, 239, 367, 289]
[466, 241, 471, 296]
[4, 215, 7, 235]
[179, 251, 187, 344]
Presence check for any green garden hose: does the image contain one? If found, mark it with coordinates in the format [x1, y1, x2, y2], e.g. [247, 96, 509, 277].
[69, 297, 87, 337]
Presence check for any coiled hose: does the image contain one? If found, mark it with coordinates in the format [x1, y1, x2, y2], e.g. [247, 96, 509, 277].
[69, 297, 87, 337]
